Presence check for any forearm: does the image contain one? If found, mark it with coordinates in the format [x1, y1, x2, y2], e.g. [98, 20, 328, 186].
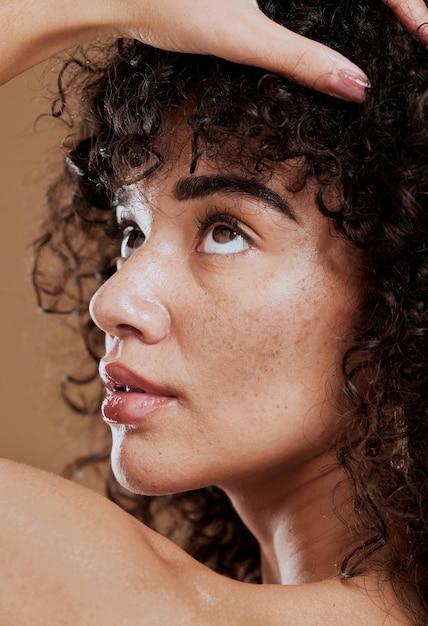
[0, 0, 427, 111]
[0, 0, 99, 85]
[0, 0, 368, 98]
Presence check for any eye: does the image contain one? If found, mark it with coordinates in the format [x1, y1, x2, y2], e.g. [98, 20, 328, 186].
[120, 223, 146, 259]
[196, 212, 251, 255]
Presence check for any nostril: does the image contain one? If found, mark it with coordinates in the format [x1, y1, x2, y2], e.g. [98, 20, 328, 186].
[117, 323, 143, 335]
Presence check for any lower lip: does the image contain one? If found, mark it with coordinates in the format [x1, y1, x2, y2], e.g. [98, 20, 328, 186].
[101, 390, 175, 425]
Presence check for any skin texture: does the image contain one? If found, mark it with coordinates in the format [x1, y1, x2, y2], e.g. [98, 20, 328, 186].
[3, 151, 410, 604]
[89, 135, 363, 585]
[0, 1, 426, 623]
[0, 0, 427, 96]
[0, 457, 411, 625]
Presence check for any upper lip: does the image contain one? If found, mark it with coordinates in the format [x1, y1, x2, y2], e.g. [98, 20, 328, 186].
[99, 360, 174, 397]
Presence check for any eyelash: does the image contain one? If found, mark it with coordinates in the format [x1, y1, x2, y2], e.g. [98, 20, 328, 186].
[106, 208, 251, 253]
[106, 217, 138, 242]
[195, 208, 250, 242]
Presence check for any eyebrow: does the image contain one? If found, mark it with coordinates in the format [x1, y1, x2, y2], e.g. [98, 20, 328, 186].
[172, 175, 299, 223]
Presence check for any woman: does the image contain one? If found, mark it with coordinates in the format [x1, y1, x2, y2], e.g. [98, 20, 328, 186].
[27, 0, 428, 622]
[1, 0, 428, 625]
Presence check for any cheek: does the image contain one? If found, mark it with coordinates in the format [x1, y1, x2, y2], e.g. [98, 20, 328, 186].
[181, 272, 351, 398]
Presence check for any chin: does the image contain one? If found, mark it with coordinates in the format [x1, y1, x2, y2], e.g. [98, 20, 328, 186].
[110, 439, 170, 496]
[110, 452, 178, 496]
[109, 428, 208, 496]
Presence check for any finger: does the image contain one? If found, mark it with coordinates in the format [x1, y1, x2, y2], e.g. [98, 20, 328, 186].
[383, 0, 428, 43]
[212, 8, 370, 103]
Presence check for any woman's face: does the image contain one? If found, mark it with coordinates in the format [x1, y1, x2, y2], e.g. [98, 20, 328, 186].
[90, 137, 363, 497]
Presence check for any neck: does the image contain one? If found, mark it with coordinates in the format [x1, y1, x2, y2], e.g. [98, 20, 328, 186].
[222, 452, 353, 585]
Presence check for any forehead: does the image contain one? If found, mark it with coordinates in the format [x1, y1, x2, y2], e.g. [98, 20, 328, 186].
[140, 112, 307, 184]
[113, 125, 309, 220]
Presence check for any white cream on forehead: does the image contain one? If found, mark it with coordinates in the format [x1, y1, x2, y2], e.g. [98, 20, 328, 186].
[114, 184, 153, 239]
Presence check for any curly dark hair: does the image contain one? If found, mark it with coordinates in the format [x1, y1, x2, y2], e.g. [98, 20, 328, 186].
[33, 0, 428, 621]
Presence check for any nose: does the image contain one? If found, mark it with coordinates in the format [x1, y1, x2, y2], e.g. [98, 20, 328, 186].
[89, 259, 171, 344]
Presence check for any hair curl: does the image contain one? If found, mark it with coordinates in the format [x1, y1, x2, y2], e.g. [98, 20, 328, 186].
[34, 0, 428, 620]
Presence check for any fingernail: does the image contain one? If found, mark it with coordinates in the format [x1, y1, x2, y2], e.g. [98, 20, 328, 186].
[328, 70, 371, 103]
[420, 24, 428, 46]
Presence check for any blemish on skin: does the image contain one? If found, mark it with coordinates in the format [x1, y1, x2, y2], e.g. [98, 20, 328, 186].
[195, 584, 215, 605]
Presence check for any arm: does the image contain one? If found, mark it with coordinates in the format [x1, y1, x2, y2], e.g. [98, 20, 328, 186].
[1, 0, 427, 99]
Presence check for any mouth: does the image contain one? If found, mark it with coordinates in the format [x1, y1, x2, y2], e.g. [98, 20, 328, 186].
[99, 360, 176, 425]
[100, 360, 174, 397]
[116, 385, 146, 393]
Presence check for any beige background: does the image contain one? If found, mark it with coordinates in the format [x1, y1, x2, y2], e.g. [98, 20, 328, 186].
[0, 64, 104, 482]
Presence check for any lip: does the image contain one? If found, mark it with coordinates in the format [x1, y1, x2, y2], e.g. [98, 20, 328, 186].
[99, 360, 176, 425]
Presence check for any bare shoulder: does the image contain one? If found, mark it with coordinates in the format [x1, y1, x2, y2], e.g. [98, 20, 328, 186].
[0, 458, 208, 625]
[0, 459, 411, 626]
